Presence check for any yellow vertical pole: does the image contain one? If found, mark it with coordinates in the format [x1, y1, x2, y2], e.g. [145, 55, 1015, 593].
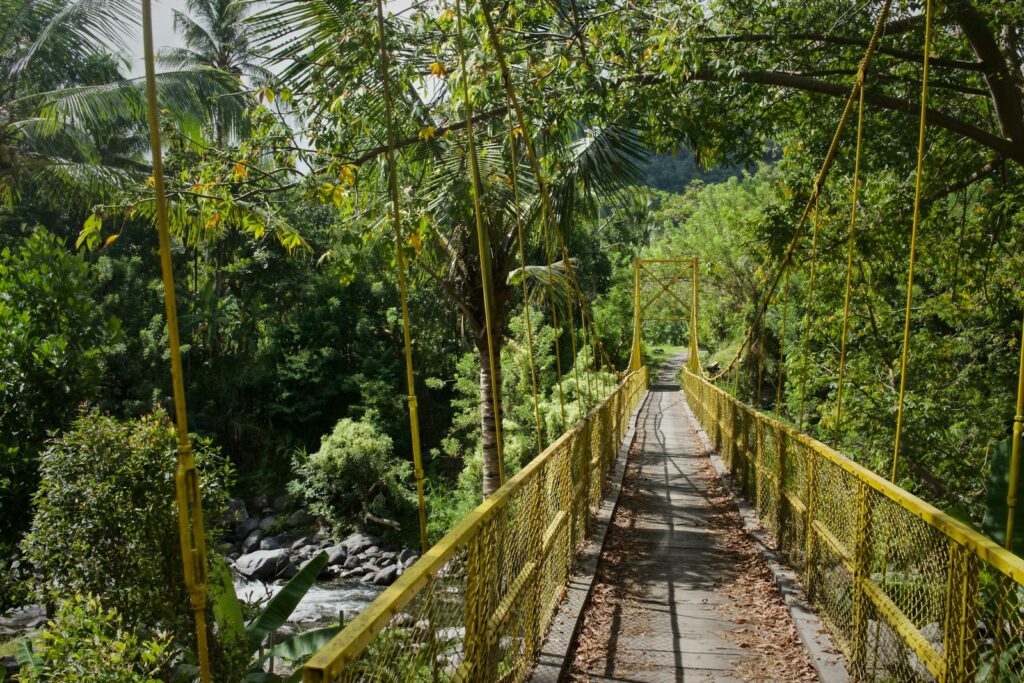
[775, 268, 790, 413]
[688, 257, 700, 373]
[455, 0, 506, 488]
[375, 0, 429, 550]
[630, 257, 642, 372]
[891, 0, 933, 482]
[1005, 314, 1024, 550]
[141, 3, 210, 679]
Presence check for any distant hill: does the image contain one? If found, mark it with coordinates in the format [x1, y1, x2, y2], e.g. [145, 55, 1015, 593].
[641, 149, 744, 193]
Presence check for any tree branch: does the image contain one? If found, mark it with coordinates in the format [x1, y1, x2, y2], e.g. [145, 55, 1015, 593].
[696, 33, 985, 71]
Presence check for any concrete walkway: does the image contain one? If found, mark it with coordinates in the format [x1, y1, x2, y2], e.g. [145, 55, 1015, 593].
[566, 356, 805, 682]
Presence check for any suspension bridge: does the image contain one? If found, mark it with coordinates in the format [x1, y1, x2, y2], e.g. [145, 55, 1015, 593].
[126, 0, 1024, 679]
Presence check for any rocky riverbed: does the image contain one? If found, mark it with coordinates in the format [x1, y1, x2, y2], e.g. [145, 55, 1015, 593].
[222, 496, 419, 588]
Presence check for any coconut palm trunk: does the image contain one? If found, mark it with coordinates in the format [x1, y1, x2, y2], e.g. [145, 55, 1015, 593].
[477, 334, 504, 497]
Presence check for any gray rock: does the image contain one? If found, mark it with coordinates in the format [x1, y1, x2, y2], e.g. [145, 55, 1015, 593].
[259, 536, 283, 551]
[341, 568, 364, 579]
[258, 515, 277, 531]
[379, 555, 395, 567]
[251, 495, 270, 511]
[223, 498, 248, 525]
[273, 495, 289, 511]
[234, 517, 260, 539]
[398, 548, 417, 566]
[235, 549, 291, 580]
[241, 529, 265, 554]
[362, 562, 381, 574]
[290, 536, 311, 552]
[364, 546, 381, 557]
[360, 571, 376, 583]
[326, 543, 347, 565]
[299, 555, 334, 579]
[274, 532, 299, 548]
[373, 564, 399, 586]
[342, 533, 381, 555]
[402, 553, 420, 569]
[279, 561, 299, 579]
[342, 555, 361, 569]
[296, 544, 319, 559]
[286, 508, 311, 528]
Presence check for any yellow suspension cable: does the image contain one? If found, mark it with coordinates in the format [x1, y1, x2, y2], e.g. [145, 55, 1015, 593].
[798, 194, 823, 430]
[141, 2, 210, 679]
[508, 118, 545, 453]
[891, 0, 933, 483]
[455, 0, 506, 488]
[835, 73, 868, 446]
[775, 267, 790, 414]
[477, 0, 613, 400]
[705, 0, 894, 384]
[374, 0, 429, 549]
[566, 295, 585, 417]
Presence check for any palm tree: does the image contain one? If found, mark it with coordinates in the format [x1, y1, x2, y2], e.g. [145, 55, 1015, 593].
[0, 0, 239, 207]
[255, 0, 645, 496]
[159, 0, 271, 145]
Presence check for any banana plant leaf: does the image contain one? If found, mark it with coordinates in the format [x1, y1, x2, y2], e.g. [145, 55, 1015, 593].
[982, 437, 1024, 554]
[245, 551, 328, 650]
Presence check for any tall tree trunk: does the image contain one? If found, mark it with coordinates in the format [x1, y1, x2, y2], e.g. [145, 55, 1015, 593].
[478, 336, 503, 497]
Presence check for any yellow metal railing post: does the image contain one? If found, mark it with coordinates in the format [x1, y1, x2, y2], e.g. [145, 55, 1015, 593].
[803, 442, 818, 598]
[942, 541, 979, 681]
[689, 257, 700, 373]
[630, 257, 643, 372]
[776, 427, 787, 548]
[141, 3, 210, 680]
[1005, 313, 1024, 550]
[850, 480, 871, 678]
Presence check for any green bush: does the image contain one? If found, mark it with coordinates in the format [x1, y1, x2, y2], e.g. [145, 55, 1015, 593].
[289, 413, 417, 543]
[0, 228, 115, 566]
[22, 408, 232, 645]
[19, 593, 173, 683]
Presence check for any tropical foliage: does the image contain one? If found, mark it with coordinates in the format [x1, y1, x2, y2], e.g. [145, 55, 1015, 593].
[0, 0, 1022, 678]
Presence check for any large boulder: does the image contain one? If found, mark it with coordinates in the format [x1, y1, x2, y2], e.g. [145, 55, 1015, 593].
[234, 517, 260, 539]
[258, 515, 278, 531]
[235, 549, 291, 580]
[342, 533, 382, 555]
[259, 536, 283, 551]
[241, 529, 265, 554]
[287, 509, 312, 528]
[326, 543, 347, 566]
[373, 564, 399, 586]
[273, 495, 290, 512]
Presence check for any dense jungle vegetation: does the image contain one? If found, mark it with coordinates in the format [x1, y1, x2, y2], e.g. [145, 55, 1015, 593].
[0, 0, 1022, 677]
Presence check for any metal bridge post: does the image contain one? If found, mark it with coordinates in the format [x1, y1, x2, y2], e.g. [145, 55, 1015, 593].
[941, 541, 979, 682]
[629, 258, 643, 372]
[776, 427, 787, 549]
[464, 515, 503, 682]
[851, 480, 871, 679]
[803, 441, 818, 599]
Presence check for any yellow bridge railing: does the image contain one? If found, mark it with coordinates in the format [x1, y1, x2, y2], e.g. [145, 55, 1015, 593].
[685, 369, 1024, 682]
[303, 368, 648, 682]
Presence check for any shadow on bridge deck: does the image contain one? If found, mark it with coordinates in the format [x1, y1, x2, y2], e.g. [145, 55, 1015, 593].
[563, 356, 819, 682]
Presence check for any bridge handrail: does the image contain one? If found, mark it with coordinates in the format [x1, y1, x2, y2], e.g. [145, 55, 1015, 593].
[303, 367, 649, 682]
[685, 368, 1024, 681]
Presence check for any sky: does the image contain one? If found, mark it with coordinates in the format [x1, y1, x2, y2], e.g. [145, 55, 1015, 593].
[127, 0, 188, 78]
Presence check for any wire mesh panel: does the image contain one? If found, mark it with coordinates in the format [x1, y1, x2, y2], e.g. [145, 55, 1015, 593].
[683, 369, 1024, 683]
[303, 368, 648, 682]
